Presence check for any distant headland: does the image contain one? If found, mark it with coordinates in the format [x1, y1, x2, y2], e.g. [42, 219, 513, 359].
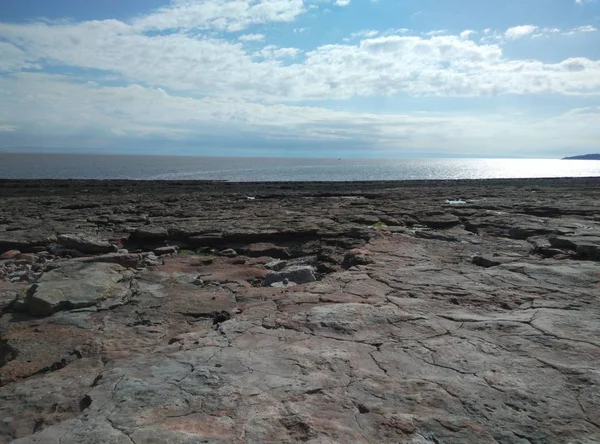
[563, 154, 600, 160]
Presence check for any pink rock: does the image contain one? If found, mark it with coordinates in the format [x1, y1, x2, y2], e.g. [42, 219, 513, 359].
[0, 250, 20, 260]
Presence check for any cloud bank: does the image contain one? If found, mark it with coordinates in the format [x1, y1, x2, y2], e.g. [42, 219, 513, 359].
[0, 0, 599, 156]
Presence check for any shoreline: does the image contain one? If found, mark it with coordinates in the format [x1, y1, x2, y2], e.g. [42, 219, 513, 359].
[2, 176, 600, 196]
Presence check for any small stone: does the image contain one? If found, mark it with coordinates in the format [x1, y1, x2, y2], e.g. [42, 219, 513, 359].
[154, 246, 179, 256]
[138, 252, 160, 267]
[266, 259, 287, 271]
[213, 311, 231, 325]
[270, 281, 297, 288]
[218, 248, 238, 258]
[264, 265, 316, 286]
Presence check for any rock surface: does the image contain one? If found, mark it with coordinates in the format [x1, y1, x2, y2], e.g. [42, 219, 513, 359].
[16, 262, 134, 316]
[264, 265, 317, 286]
[57, 234, 117, 255]
[1, 178, 600, 443]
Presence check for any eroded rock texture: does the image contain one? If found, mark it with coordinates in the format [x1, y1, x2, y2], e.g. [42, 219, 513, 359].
[1, 178, 600, 443]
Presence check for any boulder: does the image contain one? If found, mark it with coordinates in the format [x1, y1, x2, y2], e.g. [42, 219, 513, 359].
[264, 265, 316, 286]
[57, 234, 117, 255]
[19, 262, 134, 316]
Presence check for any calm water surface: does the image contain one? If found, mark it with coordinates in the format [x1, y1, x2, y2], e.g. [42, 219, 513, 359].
[1, 154, 599, 181]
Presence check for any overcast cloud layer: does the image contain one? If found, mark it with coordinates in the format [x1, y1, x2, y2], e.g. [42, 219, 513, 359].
[0, 0, 599, 157]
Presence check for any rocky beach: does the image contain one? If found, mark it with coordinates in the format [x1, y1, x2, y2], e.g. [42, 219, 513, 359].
[1, 177, 600, 443]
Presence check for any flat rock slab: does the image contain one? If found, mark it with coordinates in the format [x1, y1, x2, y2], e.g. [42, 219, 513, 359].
[57, 234, 117, 255]
[19, 262, 134, 316]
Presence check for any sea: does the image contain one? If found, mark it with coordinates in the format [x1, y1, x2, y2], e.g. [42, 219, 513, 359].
[1, 153, 600, 182]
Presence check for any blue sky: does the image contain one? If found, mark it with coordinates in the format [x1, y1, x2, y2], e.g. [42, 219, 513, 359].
[0, 0, 599, 157]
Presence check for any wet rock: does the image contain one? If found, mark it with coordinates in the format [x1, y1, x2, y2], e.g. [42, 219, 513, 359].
[264, 265, 316, 286]
[57, 234, 118, 255]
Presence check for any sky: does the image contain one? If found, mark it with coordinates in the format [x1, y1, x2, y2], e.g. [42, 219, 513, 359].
[0, 0, 599, 158]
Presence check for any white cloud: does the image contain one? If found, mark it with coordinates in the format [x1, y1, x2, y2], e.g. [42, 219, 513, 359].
[0, 4, 600, 155]
[505, 25, 538, 40]
[0, 41, 40, 72]
[1, 21, 599, 102]
[425, 30, 447, 36]
[533, 25, 597, 37]
[239, 33, 266, 41]
[563, 25, 597, 35]
[1, 73, 598, 154]
[344, 29, 379, 41]
[334, 0, 351, 5]
[255, 45, 301, 59]
[459, 30, 476, 40]
[132, 0, 306, 32]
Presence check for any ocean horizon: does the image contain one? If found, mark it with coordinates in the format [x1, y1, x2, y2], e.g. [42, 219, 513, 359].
[1, 153, 599, 182]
